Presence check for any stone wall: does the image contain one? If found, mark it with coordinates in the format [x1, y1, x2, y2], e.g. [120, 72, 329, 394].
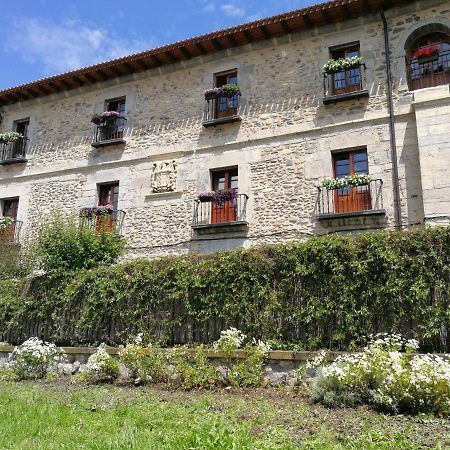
[0, 0, 449, 257]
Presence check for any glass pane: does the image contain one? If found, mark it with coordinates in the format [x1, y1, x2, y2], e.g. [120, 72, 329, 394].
[353, 152, 367, 162]
[354, 161, 368, 172]
[230, 175, 238, 189]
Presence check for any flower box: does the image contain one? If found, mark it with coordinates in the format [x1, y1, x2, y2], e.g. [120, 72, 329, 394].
[204, 84, 241, 100]
[321, 174, 372, 190]
[414, 46, 440, 64]
[80, 204, 114, 218]
[197, 188, 238, 205]
[323, 56, 363, 74]
[91, 111, 122, 126]
[0, 132, 24, 143]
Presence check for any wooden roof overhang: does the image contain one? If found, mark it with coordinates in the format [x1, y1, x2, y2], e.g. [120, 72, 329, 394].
[0, 0, 407, 106]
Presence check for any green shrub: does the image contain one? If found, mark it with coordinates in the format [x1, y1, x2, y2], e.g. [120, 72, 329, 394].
[8, 337, 65, 380]
[120, 342, 168, 383]
[80, 344, 120, 383]
[312, 334, 450, 416]
[34, 215, 125, 275]
[169, 346, 222, 390]
[0, 227, 449, 350]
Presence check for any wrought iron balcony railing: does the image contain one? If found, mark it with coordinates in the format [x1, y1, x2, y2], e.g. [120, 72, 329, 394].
[323, 63, 368, 104]
[0, 220, 22, 244]
[91, 117, 127, 148]
[0, 138, 28, 165]
[316, 179, 384, 217]
[203, 95, 242, 127]
[192, 193, 248, 227]
[406, 50, 450, 91]
[79, 209, 126, 235]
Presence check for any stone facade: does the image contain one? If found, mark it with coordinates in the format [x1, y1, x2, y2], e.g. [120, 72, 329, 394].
[0, 0, 449, 257]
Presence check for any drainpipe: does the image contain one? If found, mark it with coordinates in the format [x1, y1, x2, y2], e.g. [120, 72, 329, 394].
[381, 9, 402, 229]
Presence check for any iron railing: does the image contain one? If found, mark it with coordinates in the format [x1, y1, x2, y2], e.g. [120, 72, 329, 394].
[203, 95, 241, 124]
[316, 179, 383, 216]
[92, 117, 127, 146]
[323, 63, 367, 99]
[192, 193, 248, 226]
[0, 220, 22, 244]
[406, 50, 450, 91]
[0, 138, 27, 164]
[79, 210, 126, 236]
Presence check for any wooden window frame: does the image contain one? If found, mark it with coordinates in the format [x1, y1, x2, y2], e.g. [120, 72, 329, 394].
[2, 197, 19, 221]
[214, 70, 238, 119]
[329, 43, 362, 95]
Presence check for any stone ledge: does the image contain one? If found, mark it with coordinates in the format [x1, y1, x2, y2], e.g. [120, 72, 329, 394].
[0, 157, 28, 166]
[202, 115, 242, 128]
[145, 191, 183, 201]
[412, 84, 450, 106]
[322, 89, 369, 105]
[91, 138, 126, 149]
[316, 209, 386, 221]
[191, 221, 249, 236]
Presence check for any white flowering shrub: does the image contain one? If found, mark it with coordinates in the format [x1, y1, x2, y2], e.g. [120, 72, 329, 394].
[8, 337, 65, 380]
[313, 334, 450, 416]
[213, 328, 246, 358]
[83, 343, 120, 383]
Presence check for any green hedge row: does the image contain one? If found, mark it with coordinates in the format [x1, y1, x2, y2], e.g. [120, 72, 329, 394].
[0, 227, 449, 351]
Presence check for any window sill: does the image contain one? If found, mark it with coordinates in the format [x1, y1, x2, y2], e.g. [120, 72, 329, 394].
[316, 209, 386, 221]
[202, 115, 242, 128]
[192, 220, 248, 236]
[0, 157, 27, 166]
[323, 89, 369, 105]
[91, 138, 126, 149]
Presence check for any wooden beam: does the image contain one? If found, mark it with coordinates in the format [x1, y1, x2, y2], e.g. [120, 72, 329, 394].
[121, 62, 135, 74]
[71, 75, 85, 86]
[82, 72, 98, 84]
[135, 59, 150, 71]
[242, 29, 254, 43]
[94, 70, 110, 81]
[195, 42, 207, 54]
[164, 51, 178, 63]
[152, 54, 163, 66]
[212, 38, 224, 51]
[108, 66, 124, 77]
[303, 14, 313, 27]
[259, 25, 271, 39]
[45, 81, 64, 92]
[24, 88, 39, 98]
[280, 20, 291, 33]
[179, 46, 191, 59]
[227, 34, 239, 47]
[362, 0, 371, 15]
[321, 9, 332, 24]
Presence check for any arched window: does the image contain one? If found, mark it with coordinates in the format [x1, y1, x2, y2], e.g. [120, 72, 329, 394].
[407, 32, 450, 90]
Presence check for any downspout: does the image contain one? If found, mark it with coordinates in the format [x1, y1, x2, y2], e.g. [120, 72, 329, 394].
[381, 9, 402, 229]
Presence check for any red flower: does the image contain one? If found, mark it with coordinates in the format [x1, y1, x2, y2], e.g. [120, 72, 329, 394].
[413, 45, 440, 60]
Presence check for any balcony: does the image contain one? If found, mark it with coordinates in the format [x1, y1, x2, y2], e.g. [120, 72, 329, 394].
[323, 63, 369, 105]
[0, 138, 28, 165]
[316, 178, 385, 223]
[203, 95, 242, 127]
[79, 208, 126, 236]
[406, 50, 450, 91]
[0, 220, 22, 245]
[91, 117, 127, 148]
[192, 193, 248, 234]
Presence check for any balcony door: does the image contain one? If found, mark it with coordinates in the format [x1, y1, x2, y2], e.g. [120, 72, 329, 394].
[13, 120, 29, 158]
[105, 98, 126, 139]
[98, 182, 119, 231]
[215, 71, 238, 119]
[333, 150, 371, 213]
[1, 198, 19, 242]
[331, 46, 362, 95]
[211, 168, 238, 224]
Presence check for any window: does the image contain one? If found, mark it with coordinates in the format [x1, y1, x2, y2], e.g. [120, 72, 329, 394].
[330, 44, 362, 95]
[215, 71, 238, 119]
[0, 198, 19, 243]
[407, 32, 450, 90]
[104, 97, 126, 140]
[211, 167, 238, 223]
[332, 149, 371, 213]
[2, 198, 19, 220]
[98, 182, 119, 210]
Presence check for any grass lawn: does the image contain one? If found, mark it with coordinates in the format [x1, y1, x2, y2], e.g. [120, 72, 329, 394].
[0, 381, 448, 449]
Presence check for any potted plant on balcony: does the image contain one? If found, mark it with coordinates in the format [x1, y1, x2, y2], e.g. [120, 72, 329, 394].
[203, 84, 241, 101]
[204, 87, 222, 101]
[197, 188, 238, 206]
[323, 56, 363, 74]
[0, 216, 13, 229]
[321, 174, 372, 190]
[0, 132, 23, 143]
[91, 111, 121, 126]
[414, 45, 440, 64]
[80, 204, 114, 218]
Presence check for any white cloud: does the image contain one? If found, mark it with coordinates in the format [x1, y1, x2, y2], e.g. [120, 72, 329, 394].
[5, 18, 156, 75]
[220, 4, 246, 18]
[202, 3, 215, 12]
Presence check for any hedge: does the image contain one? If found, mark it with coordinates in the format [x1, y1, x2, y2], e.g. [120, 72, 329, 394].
[0, 227, 449, 351]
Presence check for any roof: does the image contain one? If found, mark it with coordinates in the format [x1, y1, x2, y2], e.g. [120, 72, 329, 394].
[0, 0, 407, 106]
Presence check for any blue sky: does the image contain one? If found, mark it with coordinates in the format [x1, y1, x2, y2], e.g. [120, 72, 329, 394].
[0, 0, 318, 90]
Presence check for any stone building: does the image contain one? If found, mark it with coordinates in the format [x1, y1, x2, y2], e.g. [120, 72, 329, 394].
[0, 0, 449, 258]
